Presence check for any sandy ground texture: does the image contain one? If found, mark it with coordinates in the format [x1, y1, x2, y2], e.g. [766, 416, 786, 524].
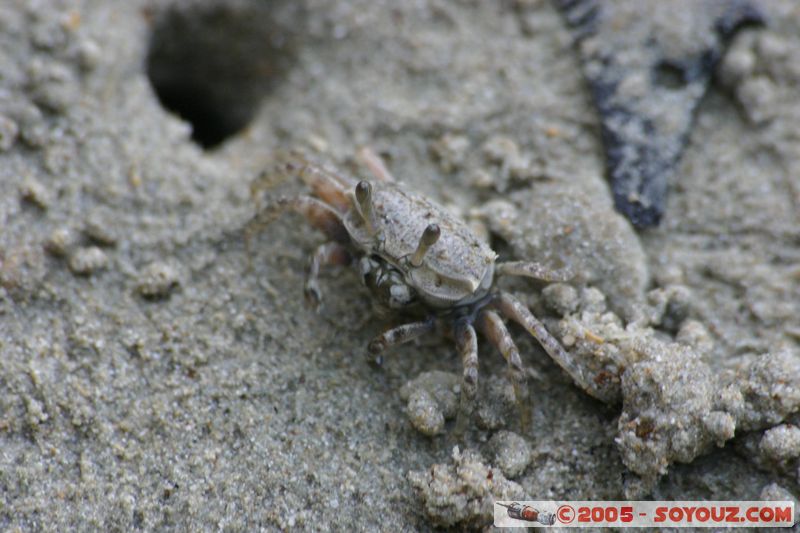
[1, 0, 799, 530]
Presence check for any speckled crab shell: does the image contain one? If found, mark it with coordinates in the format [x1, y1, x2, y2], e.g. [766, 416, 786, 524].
[342, 181, 497, 308]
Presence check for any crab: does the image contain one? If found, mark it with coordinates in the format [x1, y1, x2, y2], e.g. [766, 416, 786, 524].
[249, 149, 598, 432]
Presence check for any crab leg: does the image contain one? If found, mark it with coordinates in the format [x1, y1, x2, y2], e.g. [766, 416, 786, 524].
[476, 309, 531, 431]
[293, 162, 353, 211]
[250, 156, 352, 213]
[496, 261, 573, 282]
[355, 181, 378, 234]
[367, 317, 436, 354]
[245, 195, 350, 273]
[249, 195, 349, 242]
[495, 291, 601, 398]
[357, 146, 396, 182]
[305, 242, 352, 309]
[453, 320, 479, 436]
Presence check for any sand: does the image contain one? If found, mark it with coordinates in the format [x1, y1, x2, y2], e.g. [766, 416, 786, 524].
[1, 0, 798, 530]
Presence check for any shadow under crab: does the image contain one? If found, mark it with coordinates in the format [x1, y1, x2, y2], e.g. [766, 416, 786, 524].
[249, 150, 612, 432]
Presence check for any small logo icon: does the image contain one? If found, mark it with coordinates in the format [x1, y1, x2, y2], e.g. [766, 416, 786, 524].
[497, 502, 556, 525]
[557, 504, 575, 524]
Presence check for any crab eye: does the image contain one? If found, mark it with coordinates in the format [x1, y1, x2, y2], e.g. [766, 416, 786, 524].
[421, 224, 440, 244]
[410, 223, 441, 267]
[355, 180, 371, 202]
[354, 181, 376, 233]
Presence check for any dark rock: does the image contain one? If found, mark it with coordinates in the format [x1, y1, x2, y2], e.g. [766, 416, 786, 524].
[554, 0, 764, 227]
